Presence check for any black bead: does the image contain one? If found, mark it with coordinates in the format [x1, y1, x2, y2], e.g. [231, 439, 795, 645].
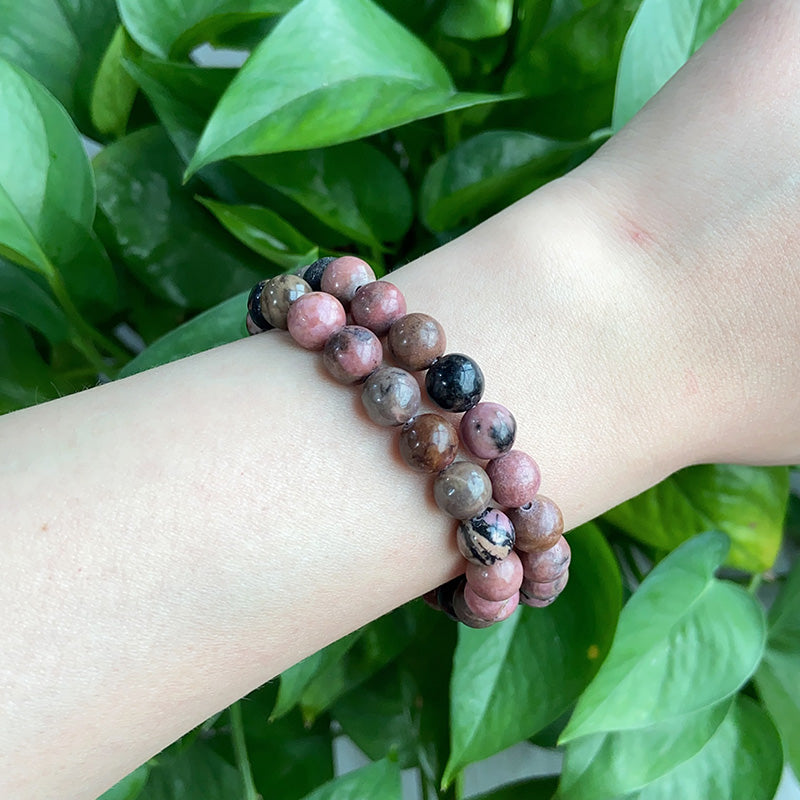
[247, 280, 272, 331]
[425, 354, 484, 413]
[301, 256, 337, 291]
[435, 576, 465, 623]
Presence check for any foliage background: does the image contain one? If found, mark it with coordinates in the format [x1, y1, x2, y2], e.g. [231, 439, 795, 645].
[1, 0, 798, 798]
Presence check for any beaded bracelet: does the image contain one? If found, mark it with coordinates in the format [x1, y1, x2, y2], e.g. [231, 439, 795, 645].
[245, 256, 570, 629]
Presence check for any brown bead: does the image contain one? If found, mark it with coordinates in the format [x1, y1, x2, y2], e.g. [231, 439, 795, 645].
[519, 536, 571, 583]
[521, 570, 569, 602]
[433, 461, 492, 520]
[508, 495, 564, 553]
[261, 274, 312, 329]
[398, 413, 458, 473]
[387, 313, 446, 371]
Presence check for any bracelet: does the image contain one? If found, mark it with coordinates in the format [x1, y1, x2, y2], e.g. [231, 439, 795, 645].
[245, 256, 570, 628]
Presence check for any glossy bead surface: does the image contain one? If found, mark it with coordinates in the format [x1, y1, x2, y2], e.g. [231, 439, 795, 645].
[351, 281, 407, 336]
[387, 313, 446, 371]
[508, 495, 564, 553]
[426, 354, 484, 413]
[519, 536, 571, 583]
[521, 570, 569, 601]
[434, 461, 492, 519]
[320, 256, 376, 303]
[486, 450, 541, 508]
[323, 325, 383, 384]
[466, 549, 523, 601]
[460, 402, 516, 459]
[456, 508, 515, 565]
[262, 274, 312, 329]
[298, 256, 336, 291]
[361, 367, 421, 426]
[464, 583, 519, 622]
[247, 280, 272, 331]
[287, 292, 346, 350]
[398, 413, 459, 473]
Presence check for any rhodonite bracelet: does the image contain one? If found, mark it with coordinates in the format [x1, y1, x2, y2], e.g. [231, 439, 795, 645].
[245, 256, 570, 628]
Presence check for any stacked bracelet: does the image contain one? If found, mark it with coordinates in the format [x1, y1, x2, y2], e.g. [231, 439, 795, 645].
[245, 256, 570, 628]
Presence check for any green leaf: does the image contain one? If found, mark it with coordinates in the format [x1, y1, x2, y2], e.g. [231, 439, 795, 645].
[420, 130, 591, 232]
[241, 143, 413, 247]
[0, 258, 69, 344]
[139, 741, 242, 800]
[300, 606, 422, 721]
[558, 701, 733, 798]
[0, 0, 119, 133]
[118, 291, 248, 379]
[186, 0, 499, 175]
[438, 0, 515, 40]
[0, 57, 96, 277]
[755, 556, 800, 775]
[470, 776, 560, 800]
[97, 765, 150, 800]
[613, 0, 743, 130]
[442, 523, 621, 788]
[117, 0, 296, 59]
[620, 697, 782, 800]
[604, 464, 789, 572]
[90, 25, 139, 138]
[93, 126, 264, 309]
[0, 314, 59, 413]
[271, 631, 363, 721]
[298, 759, 401, 800]
[196, 197, 318, 268]
[560, 532, 766, 743]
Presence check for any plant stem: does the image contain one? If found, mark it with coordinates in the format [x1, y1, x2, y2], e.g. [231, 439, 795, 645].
[229, 702, 259, 800]
[454, 771, 465, 800]
[748, 573, 763, 595]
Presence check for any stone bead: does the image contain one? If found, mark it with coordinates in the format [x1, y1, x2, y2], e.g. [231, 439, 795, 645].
[287, 292, 346, 350]
[398, 413, 459, 473]
[361, 367, 421, 426]
[322, 325, 383, 384]
[387, 313, 446, 371]
[508, 495, 564, 553]
[466, 549, 523, 601]
[320, 256, 376, 303]
[486, 450, 541, 508]
[452, 583, 494, 628]
[247, 279, 272, 332]
[261, 274, 312, 329]
[464, 583, 519, 622]
[456, 508, 515, 565]
[519, 536, 571, 583]
[433, 461, 493, 519]
[460, 402, 516, 460]
[435, 576, 464, 622]
[521, 570, 569, 602]
[298, 256, 337, 291]
[350, 281, 407, 336]
[246, 313, 265, 336]
[519, 593, 557, 609]
[426, 354, 484, 413]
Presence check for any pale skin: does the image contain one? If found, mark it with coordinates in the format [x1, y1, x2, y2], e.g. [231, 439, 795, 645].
[2, 1, 799, 797]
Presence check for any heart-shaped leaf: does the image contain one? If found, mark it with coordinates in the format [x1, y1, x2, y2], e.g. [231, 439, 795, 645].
[613, 0, 743, 130]
[0, 57, 95, 278]
[93, 126, 264, 309]
[186, 0, 499, 175]
[604, 464, 789, 572]
[297, 759, 401, 800]
[756, 557, 800, 775]
[560, 532, 765, 743]
[442, 523, 621, 789]
[117, 0, 296, 58]
[420, 130, 593, 232]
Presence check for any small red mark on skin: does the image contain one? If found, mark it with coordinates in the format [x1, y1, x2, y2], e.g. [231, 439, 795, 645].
[40, 522, 48, 532]
[626, 224, 655, 248]
[684, 369, 700, 397]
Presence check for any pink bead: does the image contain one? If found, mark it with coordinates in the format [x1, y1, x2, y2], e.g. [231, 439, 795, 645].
[245, 313, 265, 336]
[521, 570, 569, 602]
[465, 550, 523, 601]
[460, 402, 516, 460]
[350, 281, 407, 336]
[464, 584, 519, 621]
[287, 292, 346, 350]
[320, 256, 376, 304]
[486, 450, 541, 508]
[323, 325, 383, 384]
[519, 536, 571, 583]
[519, 593, 557, 608]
